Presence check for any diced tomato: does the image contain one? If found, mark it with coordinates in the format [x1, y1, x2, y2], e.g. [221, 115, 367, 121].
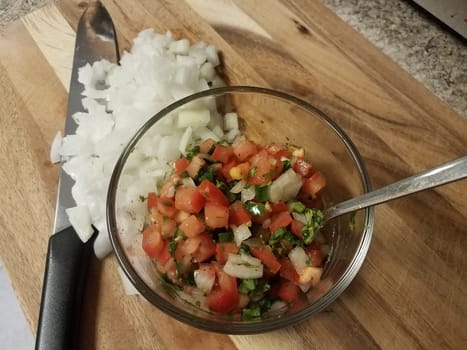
[204, 202, 229, 229]
[186, 155, 206, 178]
[200, 138, 216, 154]
[229, 201, 252, 226]
[179, 215, 205, 237]
[174, 157, 190, 175]
[270, 201, 288, 213]
[176, 233, 216, 264]
[220, 159, 236, 182]
[265, 144, 292, 160]
[293, 157, 313, 177]
[193, 233, 216, 262]
[198, 179, 229, 206]
[211, 145, 234, 164]
[147, 192, 157, 209]
[247, 149, 283, 185]
[142, 224, 164, 259]
[155, 197, 178, 218]
[207, 268, 239, 314]
[215, 242, 239, 264]
[233, 139, 257, 161]
[150, 210, 177, 238]
[250, 245, 281, 274]
[301, 172, 326, 199]
[175, 187, 205, 214]
[279, 257, 299, 283]
[275, 280, 300, 302]
[290, 219, 304, 239]
[306, 249, 324, 267]
[269, 211, 292, 233]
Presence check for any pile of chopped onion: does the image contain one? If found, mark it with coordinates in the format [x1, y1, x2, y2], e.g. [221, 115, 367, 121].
[51, 29, 239, 261]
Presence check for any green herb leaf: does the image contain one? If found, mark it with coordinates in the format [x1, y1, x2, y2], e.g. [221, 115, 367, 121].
[181, 171, 189, 178]
[302, 208, 324, 244]
[242, 305, 261, 319]
[138, 195, 147, 202]
[218, 232, 234, 243]
[255, 185, 270, 202]
[196, 167, 215, 184]
[269, 227, 287, 245]
[282, 159, 291, 171]
[185, 144, 200, 160]
[168, 240, 177, 256]
[248, 166, 257, 177]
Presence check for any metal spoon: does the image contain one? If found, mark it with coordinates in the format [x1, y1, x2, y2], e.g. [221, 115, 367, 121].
[324, 156, 467, 223]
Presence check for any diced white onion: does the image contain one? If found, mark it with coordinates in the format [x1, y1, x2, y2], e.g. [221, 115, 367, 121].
[288, 246, 309, 271]
[179, 126, 193, 155]
[224, 112, 239, 131]
[292, 212, 307, 225]
[93, 228, 113, 259]
[230, 179, 246, 193]
[65, 205, 94, 243]
[223, 253, 263, 279]
[177, 109, 210, 128]
[269, 168, 303, 202]
[241, 186, 255, 202]
[194, 268, 216, 293]
[182, 177, 196, 188]
[232, 224, 252, 246]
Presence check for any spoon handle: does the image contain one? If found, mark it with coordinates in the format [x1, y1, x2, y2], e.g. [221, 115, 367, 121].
[325, 156, 467, 221]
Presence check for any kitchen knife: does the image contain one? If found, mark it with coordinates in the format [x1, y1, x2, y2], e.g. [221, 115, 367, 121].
[35, 2, 119, 349]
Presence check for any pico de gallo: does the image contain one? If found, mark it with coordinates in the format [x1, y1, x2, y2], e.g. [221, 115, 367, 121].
[141, 136, 328, 319]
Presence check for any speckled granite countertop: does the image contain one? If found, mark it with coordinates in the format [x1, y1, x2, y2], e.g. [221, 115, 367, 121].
[1, 0, 466, 117]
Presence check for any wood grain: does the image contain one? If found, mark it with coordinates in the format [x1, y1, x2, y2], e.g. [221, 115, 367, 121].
[0, 0, 465, 349]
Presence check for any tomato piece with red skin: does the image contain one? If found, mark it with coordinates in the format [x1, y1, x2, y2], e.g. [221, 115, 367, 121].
[250, 245, 281, 274]
[174, 187, 205, 214]
[293, 157, 313, 177]
[290, 219, 304, 239]
[200, 138, 216, 154]
[211, 145, 234, 164]
[186, 155, 206, 178]
[204, 202, 229, 229]
[207, 268, 239, 314]
[215, 242, 239, 264]
[270, 201, 288, 213]
[233, 139, 257, 161]
[229, 201, 252, 226]
[147, 192, 157, 209]
[155, 197, 178, 218]
[269, 211, 292, 233]
[306, 249, 324, 267]
[192, 233, 216, 262]
[275, 280, 300, 302]
[247, 149, 283, 185]
[179, 215, 205, 237]
[174, 157, 190, 175]
[279, 257, 299, 283]
[142, 224, 164, 259]
[219, 159, 236, 182]
[301, 172, 326, 199]
[198, 179, 229, 206]
[265, 144, 292, 160]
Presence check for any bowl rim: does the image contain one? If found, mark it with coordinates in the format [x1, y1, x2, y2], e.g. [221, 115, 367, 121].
[107, 85, 374, 334]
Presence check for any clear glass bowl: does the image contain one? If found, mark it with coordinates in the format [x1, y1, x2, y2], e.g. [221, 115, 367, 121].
[107, 86, 374, 334]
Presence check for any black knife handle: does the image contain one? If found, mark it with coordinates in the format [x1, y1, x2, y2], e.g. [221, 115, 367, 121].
[35, 226, 95, 350]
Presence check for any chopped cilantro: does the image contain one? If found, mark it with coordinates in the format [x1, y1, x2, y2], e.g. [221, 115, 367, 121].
[175, 262, 183, 277]
[248, 166, 257, 177]
[239, 243, 251, 256]
[138, 195, 147, 202]
[282, 159, 291, 171]
[196, 167, 215, 184]
[168, 240, 177, 256]
[239, 279, 256, 294]
[185, 144, 200, 160]
[181, 171, 189, 178]
[302, 208, 324, 244]
[242, 306, 261, 319]
[269, 227, 287, 245]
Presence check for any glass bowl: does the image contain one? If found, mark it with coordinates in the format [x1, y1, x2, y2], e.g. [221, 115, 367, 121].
[107, 86, 374, 334]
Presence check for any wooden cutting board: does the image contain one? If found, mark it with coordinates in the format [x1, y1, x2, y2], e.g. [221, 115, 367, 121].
[0, 0, 466, 349]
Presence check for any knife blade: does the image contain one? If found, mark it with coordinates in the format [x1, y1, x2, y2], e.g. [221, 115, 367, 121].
[35, 2, 119, 350]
